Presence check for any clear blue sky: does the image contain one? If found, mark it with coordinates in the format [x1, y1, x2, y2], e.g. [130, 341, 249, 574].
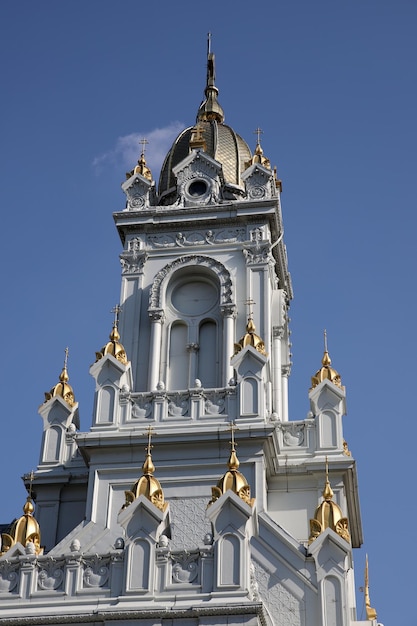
[1, 2, 415, 622]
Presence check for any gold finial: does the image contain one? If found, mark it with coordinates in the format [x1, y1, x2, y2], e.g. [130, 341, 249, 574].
[364, 554, 378, 620]
[142, 426, 155, 475]
[126, 137, 153, 181]
[123, 427, 167, 512]
[44, 347, 76, 407]
[309, 458, 350, 544]
[95, 305, 128, 365]
[322, 456, 334, 501]
[208, 422, 255, 508]
[197, 35, 225, 123]
[310, 330, 343, 390]
[0, 490, 43, 556]
[233, 304, 267, 357]
[227, 421, 240, 471]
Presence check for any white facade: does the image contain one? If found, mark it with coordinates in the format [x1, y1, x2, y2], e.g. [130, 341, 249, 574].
[0, 51, 379, 626]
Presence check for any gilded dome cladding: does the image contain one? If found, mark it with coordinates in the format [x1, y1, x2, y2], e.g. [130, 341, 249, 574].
[158, 120, 252, 200]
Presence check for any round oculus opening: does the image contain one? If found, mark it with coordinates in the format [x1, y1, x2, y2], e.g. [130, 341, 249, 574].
[188, 179, 208, 197]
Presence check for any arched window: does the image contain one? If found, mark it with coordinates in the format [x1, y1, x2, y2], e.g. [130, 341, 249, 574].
[164, 268, 220, 390]
[148, 256, 235, 391]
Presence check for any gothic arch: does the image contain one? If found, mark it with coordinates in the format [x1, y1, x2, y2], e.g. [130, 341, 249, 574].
[148, 255, 233, 311]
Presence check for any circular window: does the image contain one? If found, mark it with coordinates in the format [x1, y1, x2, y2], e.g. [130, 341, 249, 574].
[188, 179, 208, 197]
[171, 279, 218, 315]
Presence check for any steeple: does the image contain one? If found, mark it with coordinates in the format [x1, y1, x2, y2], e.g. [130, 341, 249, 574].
[95, 304, 128, 365]
[126, 138, 153, 181]
[208, 422, 255, 507]
[310, 330, 343, 389]
[245, 127, 272, 170]
[123, 427, 167, 512]
[44, 347, 76, 407]
[196, 33, 225, 123]
[1, 473, 42, 556]
[309, 457, 350, 544]
[233, 315, 267, 357]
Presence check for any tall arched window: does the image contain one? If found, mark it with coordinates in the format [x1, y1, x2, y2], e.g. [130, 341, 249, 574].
[164, 268, 221, 390]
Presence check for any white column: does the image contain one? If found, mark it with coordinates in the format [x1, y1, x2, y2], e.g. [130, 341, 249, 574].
[272, 326, 283, 419]
[221, 304, 237, 386]
[281, 364, 291, 422]
[187, 343, 199, 387]
[148, 310, 165, 391]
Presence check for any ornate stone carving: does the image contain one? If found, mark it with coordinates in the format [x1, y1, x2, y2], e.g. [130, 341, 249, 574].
[82, 556, 110, 588]
[168, 395, 189, 417]
[149, 255, 233, 310]
[37, 560, 64, 590]
[169, 498, 212, 551]
[272, 325, 285, 339]
[120, 251, 148, 275]
[131, 397, 152, 419]
[220, 303, 237, 318]
[204, 391, 225, 415]
[282, 423, 305, 447]
[0, 563, 18, 593]
[243, 245, 272, 265]
[146, 228, 246, 250]
[171, 551, 199, 584]
[148, 309, 165, 323]
[147, 234, 177, 248]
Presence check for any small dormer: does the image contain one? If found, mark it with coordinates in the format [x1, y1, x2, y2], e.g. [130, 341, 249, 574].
[172, 149, 222, 207]
[242, 138, 276, 201]
[39, 351, 79, 466]
[122, 149, 156, 210]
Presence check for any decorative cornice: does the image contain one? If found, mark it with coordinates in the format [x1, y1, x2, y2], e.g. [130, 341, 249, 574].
[0, 603, 267, 625]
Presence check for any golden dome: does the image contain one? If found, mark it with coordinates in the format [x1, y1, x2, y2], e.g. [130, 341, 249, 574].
[95, 306, 128, 365]
[158, 48, 252, 201]
[44, 348, 76, 407]
[309, 459, 350, 544]
[1, 496, 42, 556]
[310, 331, 342, 390]
[208, 423, 255, 508]
[233, 317, 267, 357]
[123, 428, 167, 513]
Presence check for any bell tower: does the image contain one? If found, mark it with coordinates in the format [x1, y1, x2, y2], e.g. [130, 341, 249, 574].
[0, 44, 379, 626]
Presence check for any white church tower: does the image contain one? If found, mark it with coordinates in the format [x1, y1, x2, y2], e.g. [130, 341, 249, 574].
[0, 47, 380, 626]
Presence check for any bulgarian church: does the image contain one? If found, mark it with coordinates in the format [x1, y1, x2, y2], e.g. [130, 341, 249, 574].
[0, 48, 380, 626]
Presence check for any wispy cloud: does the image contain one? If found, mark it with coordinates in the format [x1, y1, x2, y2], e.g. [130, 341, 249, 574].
[93, 122, 185, 177]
